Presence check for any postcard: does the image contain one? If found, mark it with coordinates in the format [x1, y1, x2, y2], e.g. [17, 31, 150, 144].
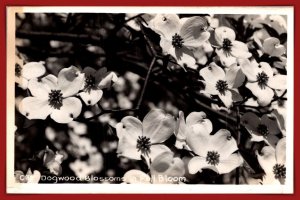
[6, 6, 294, 194]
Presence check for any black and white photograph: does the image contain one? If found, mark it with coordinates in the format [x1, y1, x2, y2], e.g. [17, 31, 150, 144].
[7, 6, 293, 193]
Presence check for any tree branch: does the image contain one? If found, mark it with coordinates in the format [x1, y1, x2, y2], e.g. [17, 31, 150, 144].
[16, 30, 102, 45]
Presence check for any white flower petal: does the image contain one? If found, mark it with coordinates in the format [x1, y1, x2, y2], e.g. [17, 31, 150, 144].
[119, 116, 143, 140]
[260, 62, 274, 78]
[214, 26, 236, 46]
[142, 109, 175, 143]
[98, 72, 118, 89]
[204, 82, 219, 95]
[275, 137, 286, 165]
[58, 66, 85, 97]
[50, 97, 82, 123]
[28, 75, 58, 99]
[246, 82, 274, 106]
[186, 124, 211, 156]
[268, 75, 287, 90]
[217, 50, 237, 67]
[116, 123, 141, 160]
[15, 76, 29, 89]
[22, 61, 46, 80]
[225, 65, 245, 88]
[240, 59, 260, 82]
[79, 89, 103, 106]
[149, 144, 171, 161]
[231, 41, 252, 58]
[172, 47, 197, 69]
[186, 111, 206, 126]
[199, 62, 225, 83]
[218, 90, 233, 108]
[256, 146, 276, 174]
[210, 129, 238, 159]
[217, 153, 244, 174]
[160, 38, 173, 55]
[19, 97, 53, 120]
[150, 14, 180, 38]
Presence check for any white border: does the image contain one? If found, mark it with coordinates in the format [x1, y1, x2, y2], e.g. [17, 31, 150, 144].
[7, 6, 294, 194]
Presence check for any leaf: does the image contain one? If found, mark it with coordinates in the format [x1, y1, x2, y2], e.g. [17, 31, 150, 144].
[261, 23, 280, 38]
[279, 33, 287, 44]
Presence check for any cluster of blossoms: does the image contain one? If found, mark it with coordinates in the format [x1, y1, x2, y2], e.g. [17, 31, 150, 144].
[17, 62, 118, 123]
[117, 109, 243, 183]
[14, 13, 288, 185]
[120, 13, 288, 184]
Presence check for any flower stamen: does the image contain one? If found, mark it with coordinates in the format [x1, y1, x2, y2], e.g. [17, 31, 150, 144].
[256, 72, 269, 89]
[172, 33, 184, 49]
[84, 75, 96, 93]
[48, 90, 63, 109]
[257, 124, 269, 138]
[222, 38, 233, 57]
[215, 80, 229, 96]
[136, 136, 151, 156]
[273, 163, 286, 179]
[206, 151, 220, 166]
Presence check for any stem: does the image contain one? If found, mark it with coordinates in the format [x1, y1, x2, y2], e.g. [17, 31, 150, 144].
[76, 107, 138, 122]
[136, 57, 157, 110]
[235, 105, 241, 185]
[16, 30, 102, 45]
[138, 20, 157, 57]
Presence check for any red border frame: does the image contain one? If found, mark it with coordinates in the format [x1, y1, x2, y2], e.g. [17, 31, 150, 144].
[1, 0, 298, 199]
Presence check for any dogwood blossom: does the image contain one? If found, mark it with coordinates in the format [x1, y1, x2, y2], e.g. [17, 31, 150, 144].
[256, 137, 286, 184]
[214, 26, 251, 67]
[187, 128, 243, 174]
[116, 109, 175, 162]
[175, 111, 212, 149]
[19, 66, 84, 123]
[79, 67, 118, 106]
[150, 14, 210, 69]
[241, 59, 287, 106]
[200, 62, 244, 107]
[241, 112, 280, 147]
[15, 56, 46, 89]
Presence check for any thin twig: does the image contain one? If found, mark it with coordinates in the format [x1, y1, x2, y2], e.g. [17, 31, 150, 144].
[138, 20, 157, 57]
[136, 57, 157, 110]
[235, 105, 241, 185]
[16, 30, 102, 45]
[77, 107, 138, 122]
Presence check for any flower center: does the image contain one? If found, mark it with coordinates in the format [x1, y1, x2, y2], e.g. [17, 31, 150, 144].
[222, 38, 233, 57]
[84, 75, 96, 93]
[15, 63, 22, 77]
[206, 151, 220, 166]
[257, 124, 269, 137]
[48, 90, 63, 109]
[136, 136, 151, 156]
[256, 72, 269, 89]
[215, 80, 228, 96]
[273, 163, 286, 179]
[172, 33, 184, 49]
